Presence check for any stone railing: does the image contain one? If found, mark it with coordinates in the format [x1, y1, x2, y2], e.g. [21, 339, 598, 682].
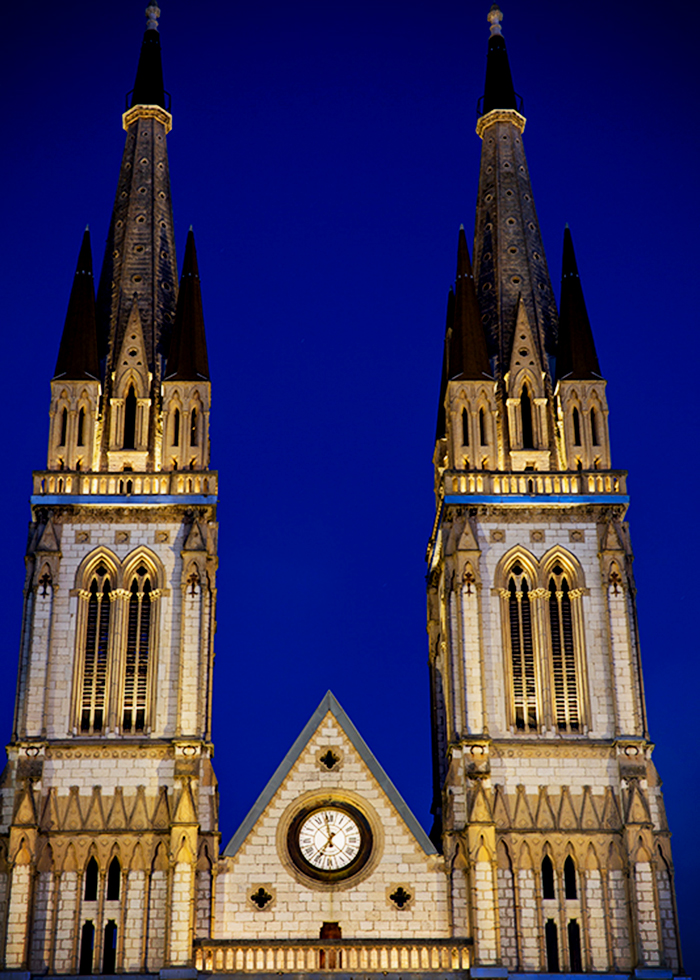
[194, 938, 472, 973]
[32, 470, 218, 497]
[441, 469, 627, 498]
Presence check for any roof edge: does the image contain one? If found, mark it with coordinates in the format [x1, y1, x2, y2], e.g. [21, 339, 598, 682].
[223, 691, 436, 858]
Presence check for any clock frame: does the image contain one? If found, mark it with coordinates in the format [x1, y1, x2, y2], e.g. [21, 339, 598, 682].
[287, 800, 373, 883]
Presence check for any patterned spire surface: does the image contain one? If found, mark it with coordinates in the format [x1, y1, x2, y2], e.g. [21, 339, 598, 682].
[556, 226, 601, 380]
[94, 5, 178, 461]
[165, 229, 210, 381]
[54, 229, 99, 380]
[473, 5, 559, 377]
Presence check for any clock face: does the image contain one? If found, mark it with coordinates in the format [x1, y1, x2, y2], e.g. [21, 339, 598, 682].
[298, 808, 361, 871]
[288, 801, 372, 882]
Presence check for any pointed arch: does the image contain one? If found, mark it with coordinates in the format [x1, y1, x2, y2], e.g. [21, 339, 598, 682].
[541, 853, 555, 899]
[497, 548, 541, 732]
[106, 854, 121, 901]
[75, 547, 121, 590]
[539, 546, 586, 589]
[121, 545, 164, 589]
[84, 855, 99, 901]
[520, 382, 534, 449]
[564, 853, 578, 899]
[542, 547, 587, 732]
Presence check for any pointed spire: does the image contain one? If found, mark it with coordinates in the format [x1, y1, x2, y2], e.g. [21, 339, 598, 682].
[556, 226, 601, 380]
[434, 288, 454, 441]
[53, 229, 99, 380]
[165, 230, 210, 381]
[481, 6, 519, 114]
[449, 227, 491, 380]
[130, 4, 166, 109]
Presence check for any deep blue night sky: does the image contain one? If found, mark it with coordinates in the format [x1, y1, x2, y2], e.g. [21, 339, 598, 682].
[1, 0, 698, 971]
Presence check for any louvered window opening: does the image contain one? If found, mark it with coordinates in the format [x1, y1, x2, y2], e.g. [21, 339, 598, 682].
[81, 572, 111, 733]
[548, 570, 580, 731]
[508, 569, 538, 731]
[122, 570, 151, 732]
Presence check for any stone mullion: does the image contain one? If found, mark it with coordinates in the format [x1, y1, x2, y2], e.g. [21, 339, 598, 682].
[529, 589, 550, 731]
[140, 866, 151, 972]
[71, 869, 84, 973]
[95, 869, 107, 971]
[68, 591, 90, 736]
[533, 865, 546, 970]
[117, 867, 128, 969]
[556, 868, 568, 970]
[509, 845, 523, 970]
[146, 591, 162, 735]
[579, 866, 592, 971]
[107, 590, 129, 733]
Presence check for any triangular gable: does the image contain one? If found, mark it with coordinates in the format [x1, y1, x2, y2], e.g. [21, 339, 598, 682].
[223, 690, 436, 858]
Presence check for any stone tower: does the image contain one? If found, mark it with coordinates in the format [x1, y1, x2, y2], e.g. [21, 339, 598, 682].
[428, 6, 683, 975]
[1, 5, 218, 972]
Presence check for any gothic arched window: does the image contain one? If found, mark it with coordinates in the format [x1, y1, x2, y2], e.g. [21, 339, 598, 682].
[564, 855, 577, 899]
[568, 920, 582, 972]
[77, 407, 85, 447]
[590, 407, 599, 446]
[84, 856, 99, 901]
[572, 407, 581, 446]
[190, 407, 198, 447]
[59, 408, 68, 447]
[107, 856, 121, 901]
[545, 919, 559, 972]
[122, 567, 152, 733]
[172, 408, 180, 447]
[122, 385, 137, 450]
[461, 408, 469, 446]
[548, 565, 580, 731]
[541, 855, 555, 899]
[80, 568, 111, 734]
[479, 408, 488, 446]
[521, 387, 534, 449]
[507, 564, 538, 731]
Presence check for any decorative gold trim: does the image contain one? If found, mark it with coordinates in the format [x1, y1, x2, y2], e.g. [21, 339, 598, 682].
[122, 104, 173, 133]
[476, 108, 527, 138]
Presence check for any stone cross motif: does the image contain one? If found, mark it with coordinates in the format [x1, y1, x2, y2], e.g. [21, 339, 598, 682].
[38, 572, 52, 597]
[187, 572, 200, 596]
[463, 571, 475, 595]
[609, 569, 622, 595]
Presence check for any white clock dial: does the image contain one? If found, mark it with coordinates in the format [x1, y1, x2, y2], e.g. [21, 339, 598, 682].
[298, 808, 362, 871]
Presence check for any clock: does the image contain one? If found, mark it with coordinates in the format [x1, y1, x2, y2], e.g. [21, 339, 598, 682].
[287, 801, 372, 882]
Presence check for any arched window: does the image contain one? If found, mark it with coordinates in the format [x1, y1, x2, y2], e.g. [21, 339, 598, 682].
[541, 855, 555, 899]
[507, 564, 538, 731]
[79, 921, 95, 975]
[479, 408, 488, 446]
[122, 567, 152, 733]
[590, 407, 599, 446]
[521, 387, 534, 449]
[572, 407, 581, 446]
[461, 408, 469, 446]
[107, 856, 121, 901]
[564, 855, 577, 899]
[568, 919, 582, 972]
[59, 408, 68, 447]
[84, 857, 99, 901]
[77, 407, 85, 447]
[80, 568, 111, 733]
[548, 565, 580, 731]
[122, 385, 137, 450]
[172, 408, 180, 447]
[103, 921, 117, 974]
[545, 919, 559, 972]
[190, 407, 198, 447]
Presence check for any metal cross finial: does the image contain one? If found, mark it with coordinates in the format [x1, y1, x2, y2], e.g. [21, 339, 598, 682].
[145, 3, 161, 31]
[488, 4, 503, 35]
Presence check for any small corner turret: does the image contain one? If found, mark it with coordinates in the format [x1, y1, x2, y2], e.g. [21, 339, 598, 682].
[555, 225, 611, 470]
[48, 229, 100, 472]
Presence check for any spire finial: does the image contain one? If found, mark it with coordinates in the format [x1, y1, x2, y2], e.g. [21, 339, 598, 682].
[488, 4, 503, 36]
[145, 3, 161, 31]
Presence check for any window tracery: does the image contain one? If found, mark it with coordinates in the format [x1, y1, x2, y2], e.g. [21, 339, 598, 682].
[80, 567, 111, 734]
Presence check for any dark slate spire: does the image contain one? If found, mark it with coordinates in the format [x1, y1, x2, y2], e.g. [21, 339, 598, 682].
[165, 230, 210, 381]
[435, 288, 454, 442]
[449, 226, 491, 380]
[480, 5, 518, 114]
[54, 229, 100, 380]
[556, 226, 601, 381]
[130, 3, 166, 109]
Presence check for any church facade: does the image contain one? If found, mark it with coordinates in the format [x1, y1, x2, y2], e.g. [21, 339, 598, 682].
[0, 4, 684, 978]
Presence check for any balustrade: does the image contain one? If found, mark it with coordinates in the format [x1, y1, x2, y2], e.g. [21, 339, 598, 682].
[443, 469, 627, 497]
[32, 471, 218, 497]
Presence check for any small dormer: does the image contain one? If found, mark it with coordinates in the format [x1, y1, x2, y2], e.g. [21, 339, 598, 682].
[106, 302, 153, 472]
[505, 299, 551, 471]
